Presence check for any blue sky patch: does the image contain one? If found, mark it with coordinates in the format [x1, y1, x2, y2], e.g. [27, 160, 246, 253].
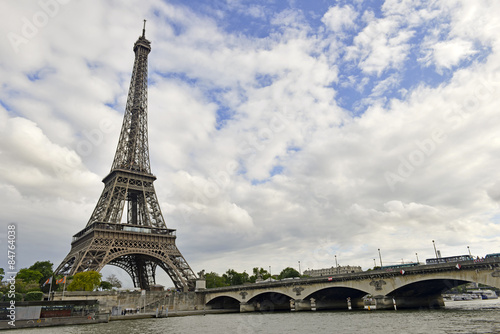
[255, 73, 274, 88]
[215, 105, 234, 130]
[0, 99, 11, 111]
[270, 165, 284, 176]
[26, 67, 56, 82]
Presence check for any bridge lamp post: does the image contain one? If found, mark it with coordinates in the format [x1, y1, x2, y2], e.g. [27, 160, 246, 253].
[298, 261, 301, 276]
[373, 259, 376, 267]
[378, 248, 383, 267]
[467, 246, 471, 257]
[432, 240, 438, 259]
[416, 253, 419, 263]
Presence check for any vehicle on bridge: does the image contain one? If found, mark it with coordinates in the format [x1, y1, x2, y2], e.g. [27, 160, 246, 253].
[425, 254, 473, 264]
[380, 263, 420, 271]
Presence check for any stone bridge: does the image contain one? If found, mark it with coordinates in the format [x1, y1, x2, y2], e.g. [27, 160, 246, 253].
[200, 258, 500, 311]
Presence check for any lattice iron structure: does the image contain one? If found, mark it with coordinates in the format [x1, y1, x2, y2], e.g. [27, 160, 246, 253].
[55, 23, 197, 291]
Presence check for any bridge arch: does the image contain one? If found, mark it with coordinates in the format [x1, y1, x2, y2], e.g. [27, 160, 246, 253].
[301, 286, 369, 310]
[378, 272, 496, 309]
[388, 278, 470, 298]
[206, 295, 240, 310]
[246, 291, 294, 312]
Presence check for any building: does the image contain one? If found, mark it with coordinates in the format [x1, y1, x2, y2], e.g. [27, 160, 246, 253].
[303, 265, 362, 277]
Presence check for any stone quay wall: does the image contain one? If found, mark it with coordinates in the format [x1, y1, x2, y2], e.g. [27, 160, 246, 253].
[51, 290, 204, 313]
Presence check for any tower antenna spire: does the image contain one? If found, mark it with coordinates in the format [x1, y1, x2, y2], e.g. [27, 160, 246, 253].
[142, 19, 146, 37]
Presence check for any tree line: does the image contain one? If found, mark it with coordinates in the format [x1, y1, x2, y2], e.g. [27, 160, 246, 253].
[205, 267, 301, 288]
[0, 261, 122, 301]
[0, 262, 303, 297]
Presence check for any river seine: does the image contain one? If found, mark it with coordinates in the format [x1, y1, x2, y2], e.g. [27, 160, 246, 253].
[14, 299, 500, 334]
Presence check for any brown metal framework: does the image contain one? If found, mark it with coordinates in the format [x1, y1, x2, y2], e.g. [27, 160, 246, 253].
[55, 23, 197, 290]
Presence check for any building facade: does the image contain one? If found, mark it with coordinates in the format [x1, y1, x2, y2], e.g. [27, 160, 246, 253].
[303, 265, 362, 277]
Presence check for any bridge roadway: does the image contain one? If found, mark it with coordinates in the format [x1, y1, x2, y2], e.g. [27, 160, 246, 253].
[200, 258, 500, 311]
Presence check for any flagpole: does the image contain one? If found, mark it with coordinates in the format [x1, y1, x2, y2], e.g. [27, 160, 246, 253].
[62, 277, 67, 300]
[48, 277, 53, 301]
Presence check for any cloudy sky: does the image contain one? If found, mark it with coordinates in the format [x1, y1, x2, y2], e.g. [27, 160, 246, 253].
[1, 0, 500, 288]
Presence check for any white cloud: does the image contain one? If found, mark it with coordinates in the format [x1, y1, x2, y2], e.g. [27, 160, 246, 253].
[321, 5, 357, 33]
[370, 73, 400, 97]
[423, 38, 477, 72]
[344, 15, 413, 76]
[0, 108, 99, 200]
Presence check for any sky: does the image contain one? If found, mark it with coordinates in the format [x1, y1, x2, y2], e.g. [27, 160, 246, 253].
[1, 0, 500, 288]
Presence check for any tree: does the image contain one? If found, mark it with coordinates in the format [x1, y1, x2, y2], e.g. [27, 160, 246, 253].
[249, 267, 271, 282]
[28, 261, 53, 283]
[278, 267, 300, 280]
[67, 271, 102, 291]
[205, 272, 228, 288]
[0, 268, 4, 281]
[8, 275, 41, 294]
[106, 274, 122, 288]
[25, 291, 43, 301]
[99, 281, 113, 290]
[223, 269, 249, 286]
[16, 269, 43, 284]
[11, 279, 38, 294]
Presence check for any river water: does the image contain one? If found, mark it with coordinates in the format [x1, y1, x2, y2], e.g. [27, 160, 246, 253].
[14, 299, 500, 334]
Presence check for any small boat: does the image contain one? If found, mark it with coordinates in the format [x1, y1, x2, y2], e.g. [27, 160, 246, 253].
[452, 294, 472, 301]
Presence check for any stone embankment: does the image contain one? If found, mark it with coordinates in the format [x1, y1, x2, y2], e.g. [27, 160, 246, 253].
[51, 290, 205, 314]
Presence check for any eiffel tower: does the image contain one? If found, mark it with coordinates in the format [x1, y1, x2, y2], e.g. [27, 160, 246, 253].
[55, 22, 197, 291]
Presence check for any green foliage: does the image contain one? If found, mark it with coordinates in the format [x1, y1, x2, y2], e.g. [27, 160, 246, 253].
[205, 272, 229, 288]
[249, 267, 271, 282]
[26, 282, 43, 292]
[67, 271, 102, 291]
[25, 291, 43, 301]
[278, 267, 300, 279]
[0, 268, 4, 281]
[204, 266, 302, 288]
[223, 269, 249, 286]
[100, 281, 113, 290]
[105, 274, 122, 288]
[16, 269, 43, 284]
[28, 261, 53, 284]
[11, 260, 56, 292]
[9, 293, 23, 301]
[14, 279, 41, 294]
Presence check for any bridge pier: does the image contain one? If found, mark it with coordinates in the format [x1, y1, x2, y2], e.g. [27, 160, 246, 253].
[374, 295, 445, 310]
[240, 300, 291, 313]
[374, 296, 396, 310]
[291, 297, 364, 311]
[393, 295, 445, 309]
[239, 302, 256, 313]
[292, 299, 312, 311]
[315, 298, 364, 310]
